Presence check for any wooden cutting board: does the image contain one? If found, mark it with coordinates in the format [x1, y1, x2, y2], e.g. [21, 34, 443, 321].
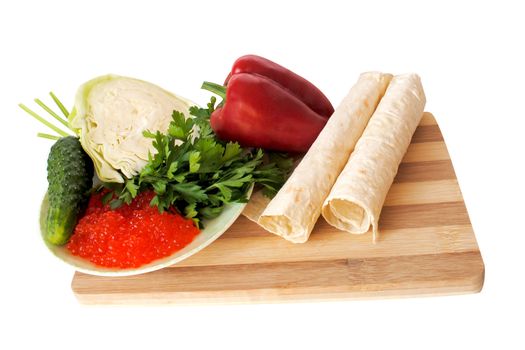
[72, 113, 484, 304]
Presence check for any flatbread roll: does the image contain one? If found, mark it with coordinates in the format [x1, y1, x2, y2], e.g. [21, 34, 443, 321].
[321, 73, 426, 242]
[257, 72, 393, 243]
[243, 156, 304, 223]
[242, 190, 271, 223]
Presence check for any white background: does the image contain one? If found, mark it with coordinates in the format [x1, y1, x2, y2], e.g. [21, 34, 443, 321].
[1, 1, 523, 349]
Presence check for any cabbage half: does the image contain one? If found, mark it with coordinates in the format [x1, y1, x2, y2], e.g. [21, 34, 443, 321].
[69, 75, 194, 183]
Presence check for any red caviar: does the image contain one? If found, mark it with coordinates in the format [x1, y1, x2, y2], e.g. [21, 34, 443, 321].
[67, 190, 200, 268]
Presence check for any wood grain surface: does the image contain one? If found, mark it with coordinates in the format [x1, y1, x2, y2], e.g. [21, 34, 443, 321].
[72, 113, 485, 305]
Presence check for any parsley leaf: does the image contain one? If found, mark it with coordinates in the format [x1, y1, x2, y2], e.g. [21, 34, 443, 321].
[107, 96, 292, 227]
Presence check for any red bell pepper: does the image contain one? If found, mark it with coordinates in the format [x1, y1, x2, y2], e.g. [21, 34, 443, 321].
[225, 55, 334, 118]
[203, 55, 334, 153]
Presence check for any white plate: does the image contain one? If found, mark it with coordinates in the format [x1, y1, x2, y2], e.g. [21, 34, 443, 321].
[39, 186, 252, 276]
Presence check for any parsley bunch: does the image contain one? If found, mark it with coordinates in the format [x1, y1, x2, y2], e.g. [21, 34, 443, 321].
[106, 97, 291, 227]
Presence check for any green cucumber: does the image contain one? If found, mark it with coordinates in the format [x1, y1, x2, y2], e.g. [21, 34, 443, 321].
[20, 93, 95, 245]
[45, 136, 93, 245]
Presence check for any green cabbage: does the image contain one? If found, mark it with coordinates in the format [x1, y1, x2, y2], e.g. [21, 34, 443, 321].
[69, 75, 194, 183]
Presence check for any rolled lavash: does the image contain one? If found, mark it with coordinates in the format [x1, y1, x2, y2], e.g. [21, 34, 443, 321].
[321, 73, 426, 242]
[256, 72, 393, 243]
[243, 156, 303, 222]
[243, 190, 272, 223]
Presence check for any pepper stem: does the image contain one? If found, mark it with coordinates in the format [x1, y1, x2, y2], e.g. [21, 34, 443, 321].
[201, 81, 227, 101]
